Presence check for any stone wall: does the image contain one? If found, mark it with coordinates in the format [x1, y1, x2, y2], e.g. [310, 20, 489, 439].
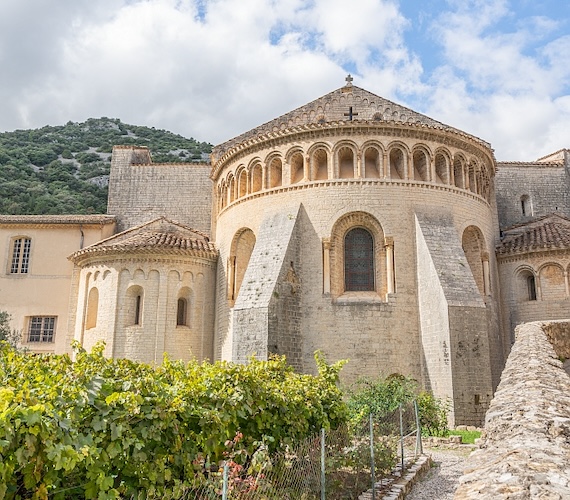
[415, 212, 494, 426]
[455, 320, 570, 499]
[108, 146, 212, 235]
[495, 162, 570, 229]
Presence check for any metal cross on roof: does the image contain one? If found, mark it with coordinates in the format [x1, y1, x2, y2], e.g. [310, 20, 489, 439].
[344, 106, 358, 121]
[345, 74, 353, 86]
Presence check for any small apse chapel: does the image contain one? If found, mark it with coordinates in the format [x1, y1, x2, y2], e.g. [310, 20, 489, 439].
[2, 76, 570, 426]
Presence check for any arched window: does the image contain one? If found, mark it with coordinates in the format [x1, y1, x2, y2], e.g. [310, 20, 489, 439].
[10, 237, 31, 274]
[521, 195, 532, 216]
[176, 298, 187, 326]
[134, 295, 142, 325]
[125, 285, 144, 326]
[344, 228, 375, 291]
[527, 275, 537, 301]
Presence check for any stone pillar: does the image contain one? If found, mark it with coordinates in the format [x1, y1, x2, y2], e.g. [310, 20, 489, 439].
[385, 236, 395, 295]
[154, 271, 168, 363]
[565, 270, 570, 298]
[384, 151, 390, 180]
[323, 238, 331, 294]
[430, 157, 436, 183]
[356, 153, 362, 178]
[304, 155, 310, 181]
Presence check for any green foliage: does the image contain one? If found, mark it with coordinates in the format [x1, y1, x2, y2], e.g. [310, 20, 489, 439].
[0, 343, 346, 499]
[415, 391, 449, 437]
[0, 118, 212, 215]
[0, 311, 10, 342]
[448, 429, 481, 444]
[345, 374, 449, 437]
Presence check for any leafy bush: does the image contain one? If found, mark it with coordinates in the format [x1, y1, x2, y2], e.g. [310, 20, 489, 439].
[0, 343, 346, 499]
[345, 374, 448, 437]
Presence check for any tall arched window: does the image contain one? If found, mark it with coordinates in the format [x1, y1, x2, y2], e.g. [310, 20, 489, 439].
[177, 298, 187, 326]
[344, 228, 374, 291]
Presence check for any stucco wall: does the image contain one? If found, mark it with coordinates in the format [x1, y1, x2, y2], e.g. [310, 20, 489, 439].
[0, 219, 115, 354]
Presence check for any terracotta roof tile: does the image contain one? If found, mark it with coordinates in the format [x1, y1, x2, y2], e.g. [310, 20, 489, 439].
[213, 84, 491, 160]
[69, 217, 217, 263]
[497, 215, 570, 255]
[0, 214, 116, 225]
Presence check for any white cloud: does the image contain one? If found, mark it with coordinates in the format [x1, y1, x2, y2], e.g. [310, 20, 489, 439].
[0, 0, 569, 160]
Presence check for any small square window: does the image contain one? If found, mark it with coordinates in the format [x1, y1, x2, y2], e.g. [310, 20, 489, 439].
[28, 316, 56, 343]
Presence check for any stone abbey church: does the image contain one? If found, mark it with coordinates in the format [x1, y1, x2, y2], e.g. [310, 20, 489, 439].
[2, 78, 570, 425]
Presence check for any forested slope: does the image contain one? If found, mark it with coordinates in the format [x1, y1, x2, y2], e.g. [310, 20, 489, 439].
[0, 118, 212, 215]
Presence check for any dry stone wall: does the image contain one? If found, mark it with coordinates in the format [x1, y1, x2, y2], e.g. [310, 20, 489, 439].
[455, 320, 570, 499]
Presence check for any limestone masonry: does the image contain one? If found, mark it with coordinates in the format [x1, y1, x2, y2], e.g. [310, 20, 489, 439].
[2, 78, 569, 426]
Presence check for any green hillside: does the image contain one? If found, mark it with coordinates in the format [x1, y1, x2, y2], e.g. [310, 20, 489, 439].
[0, 118, 212, 215]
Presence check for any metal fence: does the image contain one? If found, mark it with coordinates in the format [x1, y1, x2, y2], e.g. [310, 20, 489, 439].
[184, 401, 423, 500]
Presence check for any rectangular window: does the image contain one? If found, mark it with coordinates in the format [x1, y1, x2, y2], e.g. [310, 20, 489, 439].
[11, 237, 31, 274]
[28, 316, 56, 343]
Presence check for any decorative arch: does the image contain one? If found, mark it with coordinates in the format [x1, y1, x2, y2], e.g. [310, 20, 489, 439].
[237, 167, 248, 198]
[538, 263, 566, 301]
[288, 149, 304, 184]
[468, 161, 478, 193]
[309, 145, 329, 180]
[434, 149, 450, 184]
[388, 146, 407, 180]
[412, 146, 430, 182]
[453, 155, 466, 189]
[514, 266, 537, 302]
[227, 173, 236, 203]
[329, 212, 389, 299]
[250, 161, 263, 193]
[267, 156, 283, 188]
[228, 228, 256, 304]
[461, 226, 487, 296]
[336, 144, 356, 179]
[85, 287, 99, 330]
[363, 144, 382, 178]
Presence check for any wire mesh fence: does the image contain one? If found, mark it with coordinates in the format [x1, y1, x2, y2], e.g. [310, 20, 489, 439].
[182, 401, 423, 500]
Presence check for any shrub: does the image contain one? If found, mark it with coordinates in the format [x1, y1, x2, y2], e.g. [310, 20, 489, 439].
[345, 374, 448, 436]
[0, 343, 347, 499]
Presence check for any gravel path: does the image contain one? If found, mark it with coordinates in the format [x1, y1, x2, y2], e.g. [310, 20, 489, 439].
[405, 447, 474, 500]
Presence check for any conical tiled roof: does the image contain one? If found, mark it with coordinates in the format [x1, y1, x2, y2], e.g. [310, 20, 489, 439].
[497, 214, 570, 256]
[69, 217, 217, 264]
[213, 79, 490, 159]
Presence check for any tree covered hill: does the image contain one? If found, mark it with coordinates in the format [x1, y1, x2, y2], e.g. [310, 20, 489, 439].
[0, 118, 212, 215]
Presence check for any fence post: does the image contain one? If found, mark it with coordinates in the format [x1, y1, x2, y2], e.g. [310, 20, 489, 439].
[414, 399, 423, 455]
[321, 428, 326, 500]
[399, 404, 405, 473]
[370, 413, 376, 500]
[222, 463, 229, 500]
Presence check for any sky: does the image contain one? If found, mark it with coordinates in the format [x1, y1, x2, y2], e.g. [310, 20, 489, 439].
[1, 0, 569, 161]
